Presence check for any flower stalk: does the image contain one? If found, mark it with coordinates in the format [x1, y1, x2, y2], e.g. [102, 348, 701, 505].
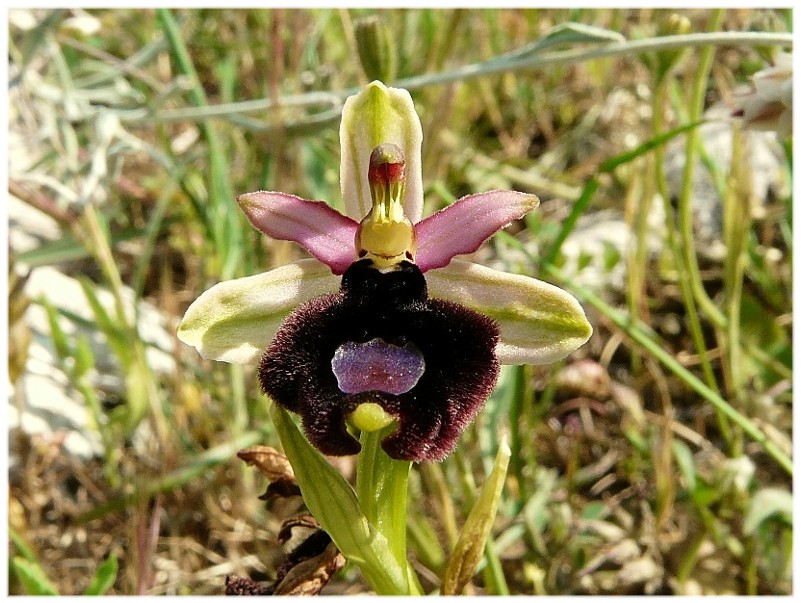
[356, 428, 423, 594]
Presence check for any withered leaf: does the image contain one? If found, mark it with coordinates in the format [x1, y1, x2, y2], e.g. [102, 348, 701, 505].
[258, 479, 302, 501]
[273, 542, 346, 596]
[237, 445, 296, 483]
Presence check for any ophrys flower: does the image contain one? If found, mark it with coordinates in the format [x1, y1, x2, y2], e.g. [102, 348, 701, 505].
[178, 81, 592, 461]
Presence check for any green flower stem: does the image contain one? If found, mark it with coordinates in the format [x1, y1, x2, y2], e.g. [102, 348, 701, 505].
[270, 405, 417, 595]
[356, 428, 423, 594]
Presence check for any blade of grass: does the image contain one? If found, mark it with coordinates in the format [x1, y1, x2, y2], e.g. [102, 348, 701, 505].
[17, 9, 68, 73]
[156, 8, 243, 281]
[131, 177, 181, 302]
[15, 225, 150, 268]
[674, 9, 728, 330]
[83, 555, 119, 595]
[481, 537, 510, 596]
[8, 526, 38, 564]
[651, 62, 730, 445]
[11, 558, 59, 596]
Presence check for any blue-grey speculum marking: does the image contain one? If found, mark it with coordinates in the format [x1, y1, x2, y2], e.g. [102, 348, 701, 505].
[331, 338, 425, 395]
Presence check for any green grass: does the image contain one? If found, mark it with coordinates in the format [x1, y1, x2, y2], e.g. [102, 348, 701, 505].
[8, 8, 792, 595]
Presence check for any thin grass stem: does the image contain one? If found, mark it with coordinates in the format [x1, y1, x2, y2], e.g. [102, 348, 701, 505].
[116, 31, 792, 129]
[652, 72, 730, 445]
[676, 10, 728, 330]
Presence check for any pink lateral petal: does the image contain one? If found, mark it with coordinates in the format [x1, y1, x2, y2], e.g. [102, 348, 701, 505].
[415, 191, 540, 272]
[238, 191, 359, 275]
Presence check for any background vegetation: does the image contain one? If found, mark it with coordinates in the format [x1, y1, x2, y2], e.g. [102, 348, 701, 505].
[8, 8, 792, 595]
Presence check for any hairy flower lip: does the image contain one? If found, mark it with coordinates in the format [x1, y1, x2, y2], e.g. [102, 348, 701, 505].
[259, 259, 501, 462]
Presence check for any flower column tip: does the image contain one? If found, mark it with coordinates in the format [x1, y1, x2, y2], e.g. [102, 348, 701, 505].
[355, 144, 417, 268]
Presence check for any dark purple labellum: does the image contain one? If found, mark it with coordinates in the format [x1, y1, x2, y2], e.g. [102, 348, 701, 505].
[331, 338, 425, 395]
[259, 259, 500, 462]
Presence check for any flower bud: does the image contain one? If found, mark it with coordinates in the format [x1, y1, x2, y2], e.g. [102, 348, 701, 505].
[355, 15, 397, 84]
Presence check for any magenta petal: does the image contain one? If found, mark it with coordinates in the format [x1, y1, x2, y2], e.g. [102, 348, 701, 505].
[238, 191, 359, 275]
[415, 191, 540, 272]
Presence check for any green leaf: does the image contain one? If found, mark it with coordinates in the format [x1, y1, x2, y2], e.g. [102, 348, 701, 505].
[83, 555, 118, 595]
[691, 480, 721, 508]
[77, 277, 131, 367]
[40, 298, 71, 367]
[11, 557, 59, 595]
[9, 526, 37, 564]
[522, 469, 558, 537]
[442, 439, 510, 595]
[19, 9, 67, 70]
[119, 358, 151, 434]
[73, 333, 95, 379]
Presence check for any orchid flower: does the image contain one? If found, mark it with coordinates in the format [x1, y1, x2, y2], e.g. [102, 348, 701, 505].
[178, 81, 592, 462]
